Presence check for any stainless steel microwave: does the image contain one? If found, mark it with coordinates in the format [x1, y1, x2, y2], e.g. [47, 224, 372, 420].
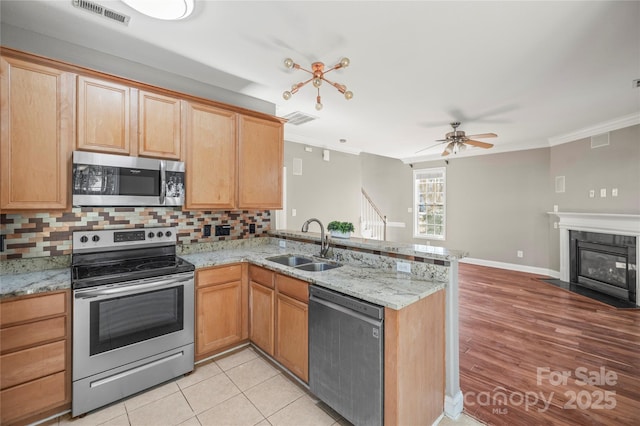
[72, 151, 185, 207]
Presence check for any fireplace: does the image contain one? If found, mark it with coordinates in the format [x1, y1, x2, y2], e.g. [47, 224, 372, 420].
[552, 212, 640, 307]
[570, 231, 636, 303]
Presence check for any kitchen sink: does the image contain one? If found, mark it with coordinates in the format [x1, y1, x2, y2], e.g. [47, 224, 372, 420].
[265, 255, 342, 272]
[266, 255, 314, 267]
[295, 262, 342, 272]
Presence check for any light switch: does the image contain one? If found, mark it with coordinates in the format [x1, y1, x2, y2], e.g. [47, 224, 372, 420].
[291, 208, 297, 217]
[600, 188, 607, 198]
[612, 188, 618, 197]
[589, 190, 595, 198]
[407, 207, 413, 213]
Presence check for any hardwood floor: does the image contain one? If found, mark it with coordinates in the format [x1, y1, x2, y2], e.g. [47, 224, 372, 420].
[458, 263, 640, 426]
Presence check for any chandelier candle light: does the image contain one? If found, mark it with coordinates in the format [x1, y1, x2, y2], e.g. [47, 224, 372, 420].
[282, 57, 353, 110]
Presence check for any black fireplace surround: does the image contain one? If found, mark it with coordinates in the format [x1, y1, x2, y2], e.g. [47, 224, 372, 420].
[570, 231, 636, 304]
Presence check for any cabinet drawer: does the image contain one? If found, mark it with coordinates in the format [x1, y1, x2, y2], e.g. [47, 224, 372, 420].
[276, 274, 309, 303]
[1, 341, 66, 389]
[0, 316, 67, 354]
[0, 371, 67, 424]
[1, 292, 67, 327]
[250, 266, 274, 289]
[197, 264, 242, 287]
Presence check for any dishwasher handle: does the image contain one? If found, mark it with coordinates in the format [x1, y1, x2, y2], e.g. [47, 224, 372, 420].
[310, 294, 384, 327]
[309, 286, 384, 320]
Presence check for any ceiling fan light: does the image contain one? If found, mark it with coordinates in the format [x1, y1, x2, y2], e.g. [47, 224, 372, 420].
[312, 78, 323, 88]
[282, 91, 292, 100]
[315, 102, 323, 111]
[445, 143, 454, 154]
[121, 0, 194, 20]
[284, 58, 294, 69]
[344, 90, 353, 100]
[459, 142, 466, 152]
[340, 57, 350, 68]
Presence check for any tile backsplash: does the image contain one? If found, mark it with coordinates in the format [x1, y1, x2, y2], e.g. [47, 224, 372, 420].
[0, 207, 270, 260]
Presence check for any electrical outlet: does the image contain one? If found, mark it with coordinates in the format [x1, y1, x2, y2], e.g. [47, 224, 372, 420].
[249, 223, 256, 234]
[589, 190, 595, 198]
[279, 240, 286, 248]
[396, 261, 411, 273]
[203, 225, 211, 237]
[554, 222, 558, 229]
[553, 205, 558, 213]
[215, 225, 231, 236]
[600, 188, 607, 198]
[612, 188, 618, 197]
[517, 250, 524, 258]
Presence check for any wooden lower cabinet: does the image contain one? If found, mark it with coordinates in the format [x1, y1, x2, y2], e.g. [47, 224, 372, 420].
[275, 292, 309, 382]
[0, 291, 71, 425]
[195, 264, 248, 360]
[249, 266, 275, 356]
[384, 289, 445, 426]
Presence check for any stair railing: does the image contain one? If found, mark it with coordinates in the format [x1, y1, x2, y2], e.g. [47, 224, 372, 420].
[360, 188, 387, 241]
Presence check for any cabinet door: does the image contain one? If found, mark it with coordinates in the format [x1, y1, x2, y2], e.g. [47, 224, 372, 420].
[249, 281, 275, 356]
[196, 281, 244, 356]
[0, 56, 73, 210]
[275, 292, 308, 382]
[184, 102, 237, 209]
[237, 115, 283, 209]
[138, 90, 181, 159]
[77, 76, 130, 154]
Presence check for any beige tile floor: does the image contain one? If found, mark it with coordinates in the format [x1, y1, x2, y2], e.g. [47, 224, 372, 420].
[52, 346, 483, 426]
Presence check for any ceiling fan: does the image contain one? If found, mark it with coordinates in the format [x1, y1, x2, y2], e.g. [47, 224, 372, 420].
[417, 122, 497, 156]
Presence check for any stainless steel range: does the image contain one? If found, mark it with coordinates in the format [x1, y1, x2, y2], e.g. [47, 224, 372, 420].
[71, 226, 195, 417]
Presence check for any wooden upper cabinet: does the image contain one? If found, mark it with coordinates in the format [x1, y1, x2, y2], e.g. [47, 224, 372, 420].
[76, 76, 131, 154]
[184, 101, 237, 210]
[138, 90, 182, 160]
[0, 56, 73, 211]
[237, 115, 283, 209]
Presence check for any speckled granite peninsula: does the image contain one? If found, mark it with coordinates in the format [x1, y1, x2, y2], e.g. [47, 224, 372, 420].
[1, 233, 465, 309]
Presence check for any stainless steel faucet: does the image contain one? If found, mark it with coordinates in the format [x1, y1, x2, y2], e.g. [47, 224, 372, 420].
[301, 218, 330, 258]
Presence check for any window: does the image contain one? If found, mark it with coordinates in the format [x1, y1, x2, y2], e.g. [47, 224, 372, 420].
[413, 167, 446, 240]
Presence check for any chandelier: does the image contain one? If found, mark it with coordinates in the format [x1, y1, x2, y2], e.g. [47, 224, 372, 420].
[282, 57, 353, 110]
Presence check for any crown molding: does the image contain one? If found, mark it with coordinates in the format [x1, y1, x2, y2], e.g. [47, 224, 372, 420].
[548, 113, 640, 146]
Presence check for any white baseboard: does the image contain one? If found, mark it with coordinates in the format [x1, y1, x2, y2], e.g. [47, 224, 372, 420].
[460, 257, 560, 278]
[444, 391, 464, 419]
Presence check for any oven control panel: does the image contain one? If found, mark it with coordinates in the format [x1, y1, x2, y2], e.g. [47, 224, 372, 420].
[73, 226, 177, 253]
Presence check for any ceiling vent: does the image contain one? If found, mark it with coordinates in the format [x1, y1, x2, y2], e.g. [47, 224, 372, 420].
[72, 0, 131, 25]
[282, 111, 317, 126]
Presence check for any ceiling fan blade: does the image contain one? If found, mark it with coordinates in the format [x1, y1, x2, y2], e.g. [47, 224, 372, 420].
[435, 138, 449, 142]
[465, 132, 497, 139]
[415, 141, 446, 154]
[465, 139, 494, 149]
[441, 149, 450, 157]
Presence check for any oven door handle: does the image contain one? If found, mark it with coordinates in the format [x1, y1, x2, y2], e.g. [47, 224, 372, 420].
[75, 275, 192, 299]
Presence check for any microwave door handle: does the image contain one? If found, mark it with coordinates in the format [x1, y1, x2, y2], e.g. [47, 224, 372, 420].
[160, 160, 166, 204]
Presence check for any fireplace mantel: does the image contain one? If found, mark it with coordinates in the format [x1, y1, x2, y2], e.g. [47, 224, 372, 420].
[548, 211, 640, 306]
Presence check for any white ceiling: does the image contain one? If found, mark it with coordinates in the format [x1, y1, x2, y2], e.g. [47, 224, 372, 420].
[2, 1, 639, 162]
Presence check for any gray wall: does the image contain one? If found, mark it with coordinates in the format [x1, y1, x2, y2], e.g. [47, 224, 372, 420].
[549, 125, 640, 214]
[283, 142, 362, 235]
[411, 149, 552, 269]
[284, 124, 639, 273]
[546, 124, 640, 270]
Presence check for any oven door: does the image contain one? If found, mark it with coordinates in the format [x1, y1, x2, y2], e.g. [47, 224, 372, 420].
[73, 272, 194, 381]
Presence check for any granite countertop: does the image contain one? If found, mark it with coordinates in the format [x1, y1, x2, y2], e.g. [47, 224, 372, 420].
[269, 230, 467, 261]
[0, 267, 72, 299]
[1, 243, 447, 310]
[182, 244, 446, 310]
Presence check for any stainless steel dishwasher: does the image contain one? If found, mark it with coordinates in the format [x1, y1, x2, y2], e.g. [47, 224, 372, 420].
[309, 285, 384, 426]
